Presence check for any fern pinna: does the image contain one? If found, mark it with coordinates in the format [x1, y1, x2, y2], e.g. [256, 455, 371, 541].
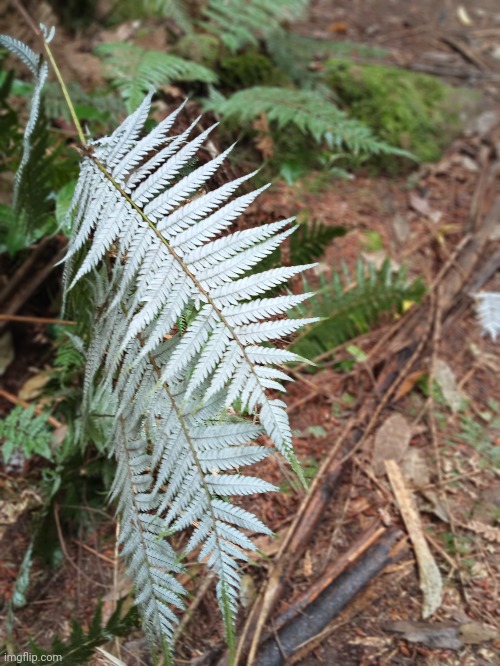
[62, 93, 317, 654]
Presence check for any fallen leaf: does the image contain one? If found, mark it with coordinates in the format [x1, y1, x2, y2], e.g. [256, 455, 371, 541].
[240, 573, 257, 608]
[464, 520, 500, 543]
[303, 549, 313, 577]
[409, 193, 432, 217]
[372, 414, 412, 476]
[433, 358, 466, 413]
[457, 6, 473, 25]
[394, 370, 426, 401]
[459, 622, 499, 644]
[385, 620, 462, 650]
[328, 21, 348, 33]
[19, 372, 49, 401]
[385, 459, 443, 618]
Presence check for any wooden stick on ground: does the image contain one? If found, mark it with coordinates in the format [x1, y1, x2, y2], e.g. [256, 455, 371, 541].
[255, 525, 404, 666]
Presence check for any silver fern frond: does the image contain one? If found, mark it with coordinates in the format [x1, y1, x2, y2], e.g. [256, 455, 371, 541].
[65, 94, 316, 651]
[473, 291, 500, 341]
[0, 30, 49, 215]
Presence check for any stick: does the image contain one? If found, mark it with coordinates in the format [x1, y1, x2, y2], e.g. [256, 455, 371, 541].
[0, 388, 63, 429]
[255, 527, 403, 666]
[0, 314, 75, 326]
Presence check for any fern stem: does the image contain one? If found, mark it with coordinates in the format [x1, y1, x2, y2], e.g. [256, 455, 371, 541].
[42, 41, 87, 146]
[12, 0, 87, 146]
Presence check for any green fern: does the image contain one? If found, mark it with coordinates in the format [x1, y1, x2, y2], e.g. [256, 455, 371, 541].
[267, 32, 388, 87]
[95, 42, 217, 112]
[291, 220, 347, 265]
[290, 259, 425, 359]
[206, 86, 411, 159]
[29, 599, 140, 665]
[200, 0, 308, 53]
[0, 404, 53, 464]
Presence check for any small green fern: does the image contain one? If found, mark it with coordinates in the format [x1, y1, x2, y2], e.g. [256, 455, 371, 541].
[200, 0, 308, 52]
[290, 259, 425, 359]
[206, 86, 410, 159]
[95, 42, 217, 112]
[29, 599, 140, 665]
[291, 220, 347, 266]
[0, 404, 53, 464]
[267, 32, 388, 87]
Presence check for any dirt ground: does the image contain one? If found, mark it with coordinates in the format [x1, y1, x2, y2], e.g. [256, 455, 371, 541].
[1, 0, 500, 664]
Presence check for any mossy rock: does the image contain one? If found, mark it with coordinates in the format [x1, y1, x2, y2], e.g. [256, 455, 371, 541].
[323, 59, 470, 169]
[218, 50, 288, 91]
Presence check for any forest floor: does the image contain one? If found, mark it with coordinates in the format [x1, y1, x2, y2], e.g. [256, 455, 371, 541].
[1, 1, 500, 665]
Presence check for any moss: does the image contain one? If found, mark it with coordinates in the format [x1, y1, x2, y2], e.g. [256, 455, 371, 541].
[218, 50, 288, 91]
[323, 59, 466, 169]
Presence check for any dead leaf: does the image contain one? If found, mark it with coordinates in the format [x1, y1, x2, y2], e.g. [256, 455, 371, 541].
[19, 372, 49, 401]
[433, 358, 465, 413]
[372, 414, 412, 476]
[392, 212, 411, 244]
[464, 520, 500, 543]
[409, 193, 432, 217]
[328, 21, 348, 34]
[385, 620, 462, 650]
[457, 6, 473, 25]
[385, 460, 443, 618]
[401, 447, 430, 488]
[303, 550, 313, 577]
[394, 370, 426, 401]
[459, 622, 499, 644]
[240, 573, 257, 608]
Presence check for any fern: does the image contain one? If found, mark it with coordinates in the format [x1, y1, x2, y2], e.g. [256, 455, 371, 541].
[206, 86, 410, 158]
[0, 28, 57, 251]
[291, 219, 347, 266]
[0, 404, 53, 465]
[200, 0, 308, 52]
[290, 259, 425, 359]
[267, 32, 388, 87]
[60, 87, 317, 656]
[473, 292, 500, 341]
[95, 42, 217, 112]
[30, 599, 139, 665]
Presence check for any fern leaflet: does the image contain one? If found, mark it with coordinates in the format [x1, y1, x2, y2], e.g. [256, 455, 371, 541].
[290, 259, 425, 359]
[206, 86, 410, 158]
[473, 291, 500, 341]
[95, 42, 217, 112]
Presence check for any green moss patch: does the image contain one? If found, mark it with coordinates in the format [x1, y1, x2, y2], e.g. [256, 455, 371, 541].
[323, 59, 470, 169]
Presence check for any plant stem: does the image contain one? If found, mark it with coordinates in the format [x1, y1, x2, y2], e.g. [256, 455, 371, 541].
[12, 0, 87, 146]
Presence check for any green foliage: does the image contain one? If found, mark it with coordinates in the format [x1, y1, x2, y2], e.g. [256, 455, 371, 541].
[254, 218, 346, 274]
[44, 80, 127, 135]
[218, 50, 287, 91]
[0, 52, 79, 254]
[206, 86, 411, 162]
[95, 42, 217, 112]
[323, 59, 462, 167]
[200, 0, 308, 52]
[0, 404, 53, 464]
[291, 219, 347, 266]
[290, 259, 425, 359]
[175, 33, 222, 66]
[453, 412, 500, 469]
[267, 32, 388, 88]
[29, 599, 140, 664]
